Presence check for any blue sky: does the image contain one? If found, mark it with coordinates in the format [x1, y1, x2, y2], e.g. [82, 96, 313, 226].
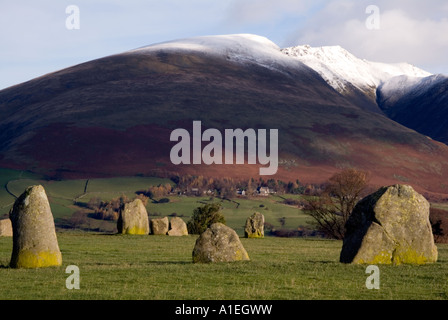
[1, 0, 447, 90]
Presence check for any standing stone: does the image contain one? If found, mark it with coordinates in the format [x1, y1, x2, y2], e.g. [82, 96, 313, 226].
[9, 185, 62, 268]
[340, 184, 438, 265]
[192, 223, 250, 263]
[150, 216, 169, 235]
[244, 212, 265, 238]
[168, 217, 188, 236]
[117, 199, 149, 235]
[0, 219, 12, 237]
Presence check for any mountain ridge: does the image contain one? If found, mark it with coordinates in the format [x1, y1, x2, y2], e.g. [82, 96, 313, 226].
[281, 43, 433, 114]
[282, 44, 431, 92]
[1, 34, 447, 197]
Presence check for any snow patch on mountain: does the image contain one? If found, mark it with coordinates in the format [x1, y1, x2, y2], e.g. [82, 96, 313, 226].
[281, 45, 431, 93]
[129, 33, 434, 101]
[378, 73, 448, 106]
[129, 34, 307, 74]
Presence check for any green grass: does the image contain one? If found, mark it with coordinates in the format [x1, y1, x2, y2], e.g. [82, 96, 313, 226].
[145, 195, 309, 236]
[0, 170, 173, 217]
[1, 169, 446, 300]
[0, 169, 41, 215]
[0, 169, 313, 236]
[86, 177, 172, 194]
[0, 233, 446, 300]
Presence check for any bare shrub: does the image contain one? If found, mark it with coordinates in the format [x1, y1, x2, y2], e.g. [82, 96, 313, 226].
[430, 207, 448, 243]
[304, 168, 369, 240]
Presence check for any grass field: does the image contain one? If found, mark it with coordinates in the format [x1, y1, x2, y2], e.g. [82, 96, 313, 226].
[1, 169, 447, 300]
[0, 168, 312, 235]
[66, 194, 311, 236]
[0, 169, 173, 214]
[142, 195, 309, 235]
[0, 233, 447, 300]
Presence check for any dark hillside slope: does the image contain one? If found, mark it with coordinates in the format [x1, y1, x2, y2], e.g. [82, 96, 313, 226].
[378, 75, 448, 145]
[1, 35, 447, 196]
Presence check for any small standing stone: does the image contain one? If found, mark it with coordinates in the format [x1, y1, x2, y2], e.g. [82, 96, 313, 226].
[9, 185, 62, 268]
[150, 216, 169, 235]
[193, 223, 250, 263]
[244, 212, 265, 238]
[168, 217, 188, 236]
[117, 199, 149, 235]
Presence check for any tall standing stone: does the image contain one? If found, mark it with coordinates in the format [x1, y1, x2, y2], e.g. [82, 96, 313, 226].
[244, 212, 265, 238]
[117, 199, 149, 235]
[9, 185, 62, 268]
[193, 223, 250, 263]
[340, 184, 438, 265]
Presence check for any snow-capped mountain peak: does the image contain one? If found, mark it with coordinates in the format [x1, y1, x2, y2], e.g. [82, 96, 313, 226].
[130, 34, 433, 105]
[128, 34, 306, 74]
[281, 44, 431, 93]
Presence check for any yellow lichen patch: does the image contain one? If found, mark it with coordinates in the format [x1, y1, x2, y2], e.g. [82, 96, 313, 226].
[393, 248, 432, 265]
[125, 226, 148, 235]
[357, 250, 393, 265]
[247, 232, 264, 239]
[355, 247, 438, 265]
[12, 250, 62, 268]
[234, 248, 250, 261]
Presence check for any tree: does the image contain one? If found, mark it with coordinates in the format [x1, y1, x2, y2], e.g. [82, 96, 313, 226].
[187, 203, 226, 234]
[135, 194, 149, 206]
[246, 178, 255, 196]
[304, 168, 369, 239]
[87, 197, 102, 210]
[429, 207, 447, 243]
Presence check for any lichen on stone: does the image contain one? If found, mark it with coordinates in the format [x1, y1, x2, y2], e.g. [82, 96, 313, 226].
[340, 184, 438, 265]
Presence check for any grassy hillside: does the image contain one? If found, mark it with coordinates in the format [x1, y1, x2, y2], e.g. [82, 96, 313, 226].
[2, 42, 448, 196]
[0, 171, 171, 215]
[147, 195, 309, 235]
[63, 194, 312, 236]
[0, 169, 311, 235]
[0, 233, 446, 300]
[0, 169, 41, 213]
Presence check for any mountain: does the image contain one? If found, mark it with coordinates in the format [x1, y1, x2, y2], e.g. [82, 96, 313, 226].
[282, 44, 448, 147]
[377, 74, 448, 144]
[282, 44, 431, 114]
[1, 34, 448, 196]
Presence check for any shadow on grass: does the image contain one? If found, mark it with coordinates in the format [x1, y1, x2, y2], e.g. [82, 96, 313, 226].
[89, 260, 193, 266]
[144, 261, 191, 265]
[305, 260, 337, 264]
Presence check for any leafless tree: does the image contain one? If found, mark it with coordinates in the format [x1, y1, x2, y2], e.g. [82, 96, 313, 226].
[304, 168, 369, 239]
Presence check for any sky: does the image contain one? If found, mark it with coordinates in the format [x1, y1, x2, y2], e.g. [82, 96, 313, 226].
[1, 0, 448, 90]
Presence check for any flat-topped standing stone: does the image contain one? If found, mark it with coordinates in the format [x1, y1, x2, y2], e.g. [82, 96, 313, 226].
[192, 223, 250, 263]
[9, 185, 62, 268]
[340, 184, 438, 265]
[244, 212, 265, 238]
[0, 219, 12, 237]
[117, 199, 149, 235]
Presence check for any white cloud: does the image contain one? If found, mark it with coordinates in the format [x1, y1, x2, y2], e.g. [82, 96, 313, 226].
[287, 1, 448, 74]
[224, 0, 322, 24]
